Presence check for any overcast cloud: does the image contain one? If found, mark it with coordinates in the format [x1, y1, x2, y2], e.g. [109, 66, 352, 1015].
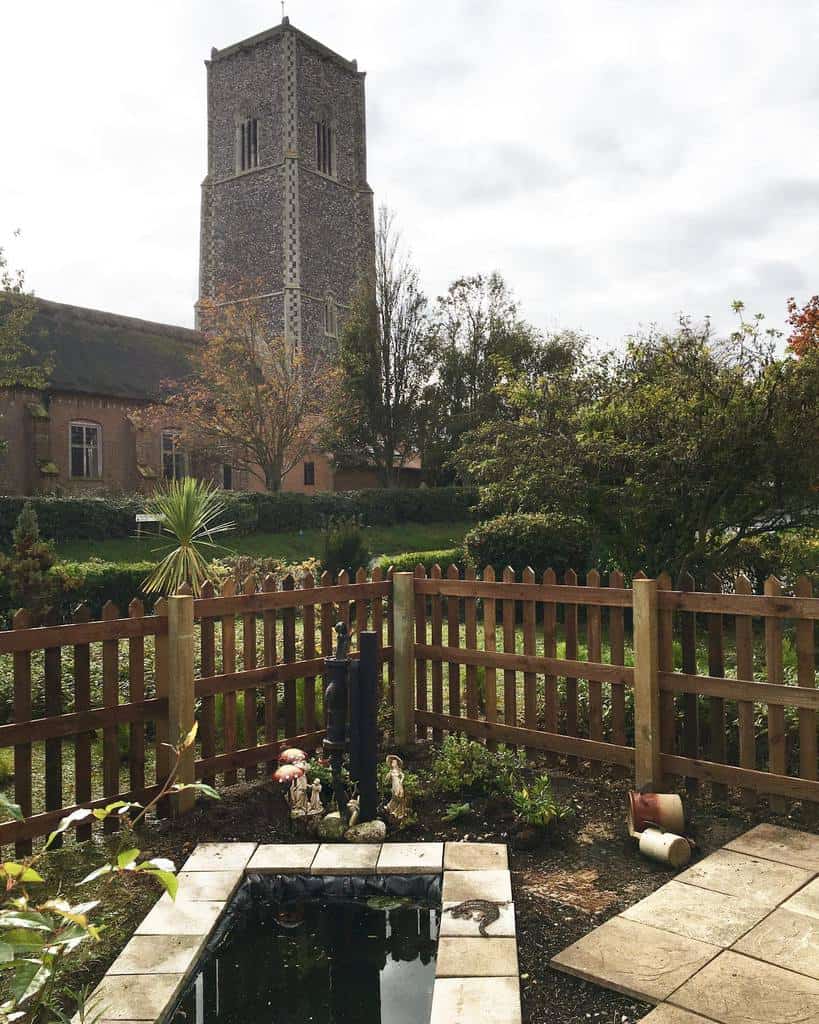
[2, 0, 818, 346]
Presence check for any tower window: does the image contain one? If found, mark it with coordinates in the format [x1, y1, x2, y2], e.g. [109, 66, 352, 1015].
[222, 464, 233, 490]
[324, 297, 338, 338]
[69, 421, 101, 479]
[315, 120, 334, 176]
[162, 430, 188, 480]
[303, 461, 316, 486]
[238, 117, 259, 172]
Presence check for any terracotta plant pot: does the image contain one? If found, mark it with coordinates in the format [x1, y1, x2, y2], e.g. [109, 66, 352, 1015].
[638, 827, 691, 868]
[627, 791, 685, 837]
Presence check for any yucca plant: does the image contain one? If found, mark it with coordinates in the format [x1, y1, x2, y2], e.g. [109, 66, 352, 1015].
[141, 478, 234, 596]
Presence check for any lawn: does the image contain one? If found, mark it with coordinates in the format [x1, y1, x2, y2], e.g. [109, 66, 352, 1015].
[55, 521, 470, 565]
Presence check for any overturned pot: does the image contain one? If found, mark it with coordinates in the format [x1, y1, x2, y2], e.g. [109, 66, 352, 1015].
[628, 791, 685, 837]
[638, 827, 691, 868]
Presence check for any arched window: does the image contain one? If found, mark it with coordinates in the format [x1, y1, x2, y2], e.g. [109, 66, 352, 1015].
[237, 117, 259, 172]
[324, 296, 338, 338]
[315, 119, 334, 176]
[69, 421, 101, 478]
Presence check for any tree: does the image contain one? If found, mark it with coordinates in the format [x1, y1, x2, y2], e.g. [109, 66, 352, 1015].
[0, 234, 49, 389]
[0, 502, 59, 621]
[160, 292, 338, 492]
[329, 206, 433, 487]
[786, 294, 819, 356]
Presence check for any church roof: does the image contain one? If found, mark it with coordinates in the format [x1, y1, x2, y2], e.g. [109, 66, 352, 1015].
[209, 18, 361, 74]
[20, 297, 199, 402]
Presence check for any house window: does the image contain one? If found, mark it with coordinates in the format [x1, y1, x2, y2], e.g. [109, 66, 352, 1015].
[324, 297, 337, 338]
[69, 422, 101, 479]
[222, 464, 233, 490]
[303, 461, 316, 486]
[238, 117, 259, 172]
[315, 120, 334, 176]
[161, 431, 187, 480]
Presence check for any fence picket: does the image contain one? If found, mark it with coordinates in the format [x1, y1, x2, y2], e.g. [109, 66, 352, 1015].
[678, 571, 699, 793]
[73, 604, 93, 842]
[242, 576, 258, 780]
[128, 598, 146, 794]
[13, 609, 32, 856]
[101, 601, 119, 832]
[483, 566, 497, 750]
[336, 570, 351, 639]
[564, 568, 579, 768]
[199, 580, 217, 786]
[609, 570, 627, 776]
[320, 570, 334, 733]
[522, 567, 537, 735]
[263, 574, 278, 762]
[154, 597, 169, 817]
[371, 567, 384, 699]
[765, 576, 786, 814]
[430, 564, 443, 741]
[282, 574, 297, 738]
[386, 566, 395, 706]
[706, 574, 727, 801]
[465, 566, 478, 719]
[356, 567, 368, 640]
[447, 564, 461, 718]
[587, 569, 603, 773]
[542, 569, 558, 756]
[220, 579, 238, 786]
[656, 571, 675, 780]
[502, 567, 517, 740]
[303, 572, 317, 734]
[735, 574, 757, 809]
[414, 565, 428, 740]
[795, 574, 816, 818]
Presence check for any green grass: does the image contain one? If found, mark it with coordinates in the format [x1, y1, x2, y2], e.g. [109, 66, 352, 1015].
[55, 521, 471, 566]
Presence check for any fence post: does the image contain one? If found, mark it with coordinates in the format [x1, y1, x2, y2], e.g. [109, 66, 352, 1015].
[633, 578, 661, 790]
[392, 572, 415, 746]
[166, 592, 196, 815]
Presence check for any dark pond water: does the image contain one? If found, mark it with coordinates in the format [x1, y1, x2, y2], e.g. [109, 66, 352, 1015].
[170, 895, 440, 1024]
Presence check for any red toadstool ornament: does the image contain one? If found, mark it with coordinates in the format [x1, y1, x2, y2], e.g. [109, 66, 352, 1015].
[278, 748, 307, 765]
[272, 763, 305, 785]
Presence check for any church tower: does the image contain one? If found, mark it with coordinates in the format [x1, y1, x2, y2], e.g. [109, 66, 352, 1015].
[197, 17, 375, 350]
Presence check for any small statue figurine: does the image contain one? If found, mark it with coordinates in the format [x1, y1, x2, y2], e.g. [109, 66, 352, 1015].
[290, 772, 308, 816]
[307, 778, 324, 816]
[347, 796, 360, 827]
[384, 754, 408, 823]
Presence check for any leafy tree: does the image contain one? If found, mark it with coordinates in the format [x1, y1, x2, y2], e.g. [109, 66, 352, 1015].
[0, 235, 48, 390]
[159, 290, 338, 491]
[329, 206, 433, 486]
[0, 502, 58, 620]
[786, 294, 819, 356]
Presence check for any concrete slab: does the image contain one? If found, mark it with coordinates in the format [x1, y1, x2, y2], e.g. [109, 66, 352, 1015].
[724, 824, 819, 872]
[637, 1007, 714, 1024]
[444, 842, 509, 871]
[620, 880, 770, 947]
[377, 842, 444, 874]
[675, 849, 812, 906]
[442, 869, 512, 903]
[732, 906, 819, 980]
[246, 843, 319, 874]
[159, 869, 242, 904]
[550, 916, 720, 1003]
[436, 936, 518, 977]
[783, 876, 819, 921]
[135, 899, 224, 936]
[180, 842, 257, 872]
[107, 934, 205, 975]
[430, 976, 521, 1024]
[80, 974, 184, 1021]
[669, 950, 819, 1024]
[441, 901, 516, 937]
[311, 843, 381, 875]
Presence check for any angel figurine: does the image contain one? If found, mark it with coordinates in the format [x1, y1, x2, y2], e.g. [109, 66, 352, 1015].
[307, 778, 324, 815]
[384, 754, 408, 822]
[290, 773, 308, 816]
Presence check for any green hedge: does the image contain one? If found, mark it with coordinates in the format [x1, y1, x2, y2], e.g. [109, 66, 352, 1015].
[375, 548, 464, 574]
[0, 487, 477, 544]
[464, 512, 596, 576]
[55, 561, 156, 618]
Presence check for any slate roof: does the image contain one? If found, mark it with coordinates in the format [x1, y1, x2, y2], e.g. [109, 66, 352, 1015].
[21, 297, 199, 401]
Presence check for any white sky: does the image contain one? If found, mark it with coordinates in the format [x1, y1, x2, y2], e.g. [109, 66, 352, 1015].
[2, 0, 818, 346]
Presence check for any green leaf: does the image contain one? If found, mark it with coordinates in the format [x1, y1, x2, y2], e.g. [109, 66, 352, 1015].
[0, 942, 14, 963]
[116, 848, 140, 870]
[0, 912, 52, 931]
[143, 869, 178, 901]
[45, 807, 93, 847]
[78, 864, 112, 885]
[0, 793, 23, 823]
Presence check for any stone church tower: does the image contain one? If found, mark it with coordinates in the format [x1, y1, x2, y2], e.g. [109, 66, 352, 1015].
[197, 17, 375, 350]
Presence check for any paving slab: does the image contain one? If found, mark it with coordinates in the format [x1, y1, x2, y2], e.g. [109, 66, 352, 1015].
[311, 842, 381, 875]
[675, 849, 812, 906]
[80, 974, 184, 1021]
[135, 899, 224, 936]
[724, 824, 819, 872]
[444, 842, 509, 871]
[442, 869, 512, 903]
[620, 880, 770, 947]
[430, 976, 521, 1024]
[441, 900, 516, 937]
[246, 843, 319, 874]
[732, 906, 819, 980]
[550, 916, 720, 1003]
[159, 869, 242, 904]
[782, 876, 819, 921]
[669, 949, 819, 1024]
[637, 1007, 714, 1024]
[180, 842, 257, 871]
[107, 933, 205, 975]
[377, 841, 444, 874]
[436, 936, 518, 976]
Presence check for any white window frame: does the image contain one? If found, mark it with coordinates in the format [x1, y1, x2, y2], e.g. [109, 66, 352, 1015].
[161, 430, 188, 481]
[69, 421, 102, 479]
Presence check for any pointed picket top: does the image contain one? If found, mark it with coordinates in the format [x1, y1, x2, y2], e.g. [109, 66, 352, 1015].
[447, 563, 460, 580]
[465, 564, 476, 582]
[128, 598, 144, 617]
[386, 565, 394, 581]
[543, 567, 556, 585]
[633, 569, 648, 581]
[503, 566, 515, 583]
[795, 573, 813, 598]
[707, 572, 722, 595]
[587, 568, 601, 587]
[677, 570, 695, 592]
[430, 563, 442, 579]
[177, 582, 193, 596]
[263, 573, 278, 592]
[609, 569, 625, 589]
[656, 570, 672, 590]
[522, 566, 535, 585]
[414, 563, 426, 577]
[356, 566, 367, 584]
[242, 575, 256, 596]
[319, 570, 332, 588]
[764, 574, 782, 596]
[73, 602, 91, 623]
[371, 565, 383, 583]
[302, 570, 315, 589]
[43, 606, 58, 628]
[12, 608, 31, 629]
[735, 572, 752, 595]
[154, 596, 168, 616]
[102, 600, 119, 620]
[483, 564, 495, 582]
[282, 573, 295, 591]
[201, 580, 214, 599]
[564, 568, 578, 586]
[220, 578, 236, 598]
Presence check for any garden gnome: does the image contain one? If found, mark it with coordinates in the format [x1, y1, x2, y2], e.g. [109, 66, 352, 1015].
[308, 778, 323, 815]
[384, 754, 408, 822]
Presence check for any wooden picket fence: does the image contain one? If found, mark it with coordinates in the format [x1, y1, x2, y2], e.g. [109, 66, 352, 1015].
[0, 561, 816, 855]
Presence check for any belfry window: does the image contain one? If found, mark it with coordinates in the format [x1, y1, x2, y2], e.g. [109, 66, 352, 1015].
[324, 297, 338, 338]
[315, 120, 334, 176]
[238, 118, 259, 171]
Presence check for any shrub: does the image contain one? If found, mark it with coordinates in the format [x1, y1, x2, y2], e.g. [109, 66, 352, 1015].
[511, 774, 573, 829]
[374, 547, 463, 574]
[464, 512, 596, 576]
[47, 561, 156, 620]
[429, 734, 525, 799]
[322, 516, 371, 577]
[0, 502, 60, 621]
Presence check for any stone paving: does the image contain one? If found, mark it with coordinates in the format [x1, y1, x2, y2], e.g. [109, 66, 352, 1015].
[75, 839, 522, 1024]
[551, 823, 819, 1024]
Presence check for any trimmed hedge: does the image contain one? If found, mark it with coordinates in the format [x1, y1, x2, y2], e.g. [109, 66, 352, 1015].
[375, 548, 463, 575]
[464, 512, 596, 577]
[0, 487, 477, 544]
[55, 561, 156, 618]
